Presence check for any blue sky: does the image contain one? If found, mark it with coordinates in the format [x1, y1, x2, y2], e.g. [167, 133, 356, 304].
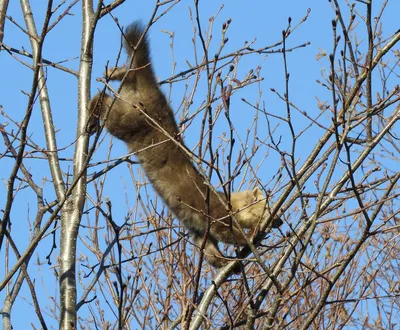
[1, 0, 400, 328]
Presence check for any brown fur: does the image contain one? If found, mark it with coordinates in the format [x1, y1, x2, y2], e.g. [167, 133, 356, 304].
[88, 21, 282, 269]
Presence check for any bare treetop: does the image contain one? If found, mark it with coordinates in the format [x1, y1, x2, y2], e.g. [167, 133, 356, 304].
[1, 1, 400, 329]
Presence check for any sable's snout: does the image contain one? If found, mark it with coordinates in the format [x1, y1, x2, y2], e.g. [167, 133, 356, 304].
[272, 217, 283, 228]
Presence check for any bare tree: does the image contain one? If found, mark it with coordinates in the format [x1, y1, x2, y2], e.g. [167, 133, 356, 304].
[1, 0, 400, 329]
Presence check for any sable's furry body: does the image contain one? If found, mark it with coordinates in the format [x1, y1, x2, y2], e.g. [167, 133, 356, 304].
[89, 21, 281, 268]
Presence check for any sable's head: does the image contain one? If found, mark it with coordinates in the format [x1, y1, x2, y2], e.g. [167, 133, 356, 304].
[231, 187, 282, 228]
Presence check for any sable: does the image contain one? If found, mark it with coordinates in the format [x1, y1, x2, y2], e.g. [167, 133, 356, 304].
[88, 21, 282, 269]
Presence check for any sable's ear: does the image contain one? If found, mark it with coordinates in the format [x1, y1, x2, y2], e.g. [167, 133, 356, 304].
[252, 187, 260, 201]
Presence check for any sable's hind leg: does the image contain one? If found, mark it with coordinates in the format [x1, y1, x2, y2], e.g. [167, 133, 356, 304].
[87, 93, 113, 134]
[105, 66, 133, 81]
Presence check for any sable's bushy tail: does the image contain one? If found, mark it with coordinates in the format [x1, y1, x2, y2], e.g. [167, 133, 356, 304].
[124, 21, 153, 74]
